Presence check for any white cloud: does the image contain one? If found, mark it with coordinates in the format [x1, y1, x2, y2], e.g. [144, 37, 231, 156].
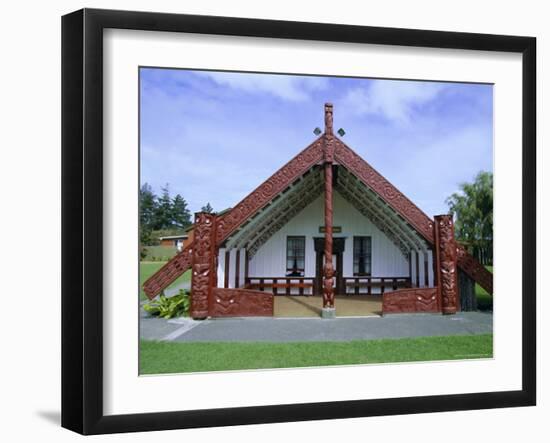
[195, 71, 329, 102]
[343, 80, 445, 125]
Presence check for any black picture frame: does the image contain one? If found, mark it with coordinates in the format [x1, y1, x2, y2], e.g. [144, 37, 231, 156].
[61, 8, 536, 435]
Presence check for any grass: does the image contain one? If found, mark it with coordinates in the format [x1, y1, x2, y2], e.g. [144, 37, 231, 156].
[142, 245, 178, 261]
[140, 334, 493, 374]
[476, 265, 493, 311]
[139, 261, 191, 301]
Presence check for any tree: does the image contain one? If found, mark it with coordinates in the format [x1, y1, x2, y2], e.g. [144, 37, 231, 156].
[201, 202, 214, 213]
[445, 171, 493, 265]
[153, 185, 174, 230]
[139, 183, 157, 248]
[172, 194, 192, 229]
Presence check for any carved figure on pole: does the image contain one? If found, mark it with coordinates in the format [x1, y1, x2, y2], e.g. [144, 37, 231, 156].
[322, 103, 335, 315]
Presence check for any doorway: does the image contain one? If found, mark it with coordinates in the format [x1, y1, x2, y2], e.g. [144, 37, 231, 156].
[314, 237, 345, 295]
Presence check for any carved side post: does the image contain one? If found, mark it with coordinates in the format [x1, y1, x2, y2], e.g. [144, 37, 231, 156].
[190, 212, 217, 319]
[322, 103, 335, 318]
[433, 214, 459, 314]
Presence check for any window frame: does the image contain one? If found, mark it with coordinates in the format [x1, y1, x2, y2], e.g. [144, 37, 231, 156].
[286, 235, 306, 276]
[353, 236, 372, 276]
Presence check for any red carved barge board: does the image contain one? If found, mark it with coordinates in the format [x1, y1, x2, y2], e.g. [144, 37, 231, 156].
[143, 105, 493, 300]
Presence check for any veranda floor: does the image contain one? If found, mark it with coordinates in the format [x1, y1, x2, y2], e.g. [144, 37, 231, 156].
[273, 294, 382, 318]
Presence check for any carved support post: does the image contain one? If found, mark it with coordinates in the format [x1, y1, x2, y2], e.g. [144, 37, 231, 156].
[322, 103, 335, 314]
[190, 212, 217, 319]
[434, 214, 459, 314]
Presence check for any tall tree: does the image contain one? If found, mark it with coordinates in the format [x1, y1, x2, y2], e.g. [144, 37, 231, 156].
[139, 183, 157, 246]
[172, 194, 192, 228]
[153, 184, 174, 230]
[446, 171, 493, 265]
[201, 202, 214, 214]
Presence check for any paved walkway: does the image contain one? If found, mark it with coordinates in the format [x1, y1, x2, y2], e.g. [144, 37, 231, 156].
[140, 311, 492, 343]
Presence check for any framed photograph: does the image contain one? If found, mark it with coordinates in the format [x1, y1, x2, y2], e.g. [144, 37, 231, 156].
[62, 8, 536, 435]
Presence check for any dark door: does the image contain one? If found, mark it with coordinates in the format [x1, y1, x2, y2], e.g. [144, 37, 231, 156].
[314, 238, 345, 295]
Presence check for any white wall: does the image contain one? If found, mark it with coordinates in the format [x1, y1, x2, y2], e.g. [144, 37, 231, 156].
[218, 247, 247, 289]
[248, 191, 410, 289]
[1, 1, 546, 443]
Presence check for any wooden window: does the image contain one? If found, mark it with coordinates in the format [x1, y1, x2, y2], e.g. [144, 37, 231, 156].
[286, 236, 305, 276]
[353, 236, 372, 276]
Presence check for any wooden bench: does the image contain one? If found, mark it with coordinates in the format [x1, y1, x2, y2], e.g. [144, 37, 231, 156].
[245, 278, 315, 295]
[246, 283, 314, 289]
[344, 277, 412, 294]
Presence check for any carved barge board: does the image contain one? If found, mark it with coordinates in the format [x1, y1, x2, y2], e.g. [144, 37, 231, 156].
[143, 243, 193, 300]
[333, 137, 492, 295]
[143, 106, 493, 299]
[215, 137, 324, 244]
[457, 244, 493, 294]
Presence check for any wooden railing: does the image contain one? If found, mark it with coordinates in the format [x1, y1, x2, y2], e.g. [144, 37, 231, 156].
[343, 276, 412, 295]
[244, 277, 315, 295]
[245, 276, 412, 296]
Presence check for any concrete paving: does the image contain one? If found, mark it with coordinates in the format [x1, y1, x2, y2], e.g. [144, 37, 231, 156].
[140, 310, 492, 342]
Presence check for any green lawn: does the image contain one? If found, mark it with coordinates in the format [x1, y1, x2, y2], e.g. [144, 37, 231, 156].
[476, 265, 493, 311]
[142, 245, 178, 261]
[140, 334, 493, 374]
[140, 261, 191, 301]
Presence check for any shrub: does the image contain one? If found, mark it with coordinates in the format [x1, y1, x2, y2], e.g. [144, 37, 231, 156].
[143, 290, 190, 319]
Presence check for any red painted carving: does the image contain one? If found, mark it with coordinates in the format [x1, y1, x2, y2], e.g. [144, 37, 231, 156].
[143, 243, 193, 300]
[190, 212, 217, 319]
[323, 161, 335, 308]
[434, 215, 459, 314]
[322, 104, 335, 310]
[216, 138, 324, 244]
[210, 287, 273, 317]
[325, 102, 334, 136]
[456, 245, 493, 294]
[334, 138, 435, 242]
[333, 136, 492, 295]
[144, 104, 493, 300]
[382, 287, 439, 314]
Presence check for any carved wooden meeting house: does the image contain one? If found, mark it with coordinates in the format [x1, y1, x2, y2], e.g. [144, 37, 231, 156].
[144, 104, 493, 319]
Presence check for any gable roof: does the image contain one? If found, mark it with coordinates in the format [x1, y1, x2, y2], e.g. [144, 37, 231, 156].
[215, 136, 325, 244]
[143, 104, 492, 299]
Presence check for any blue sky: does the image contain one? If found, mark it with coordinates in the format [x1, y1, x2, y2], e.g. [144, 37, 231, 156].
[140, 68, 493, 217]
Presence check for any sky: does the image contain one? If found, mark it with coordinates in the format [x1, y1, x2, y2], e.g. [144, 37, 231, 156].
[140, 68, 493, 218]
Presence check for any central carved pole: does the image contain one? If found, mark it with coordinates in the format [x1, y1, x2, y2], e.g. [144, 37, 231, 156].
[322, 103, 335, 317]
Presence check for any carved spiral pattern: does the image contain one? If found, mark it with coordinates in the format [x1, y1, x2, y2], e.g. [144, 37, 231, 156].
[143, 243, 194, 299]
[145, 131, 493, 300]
[216, 138, 324, 243]
[334, 139, 434, 242]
